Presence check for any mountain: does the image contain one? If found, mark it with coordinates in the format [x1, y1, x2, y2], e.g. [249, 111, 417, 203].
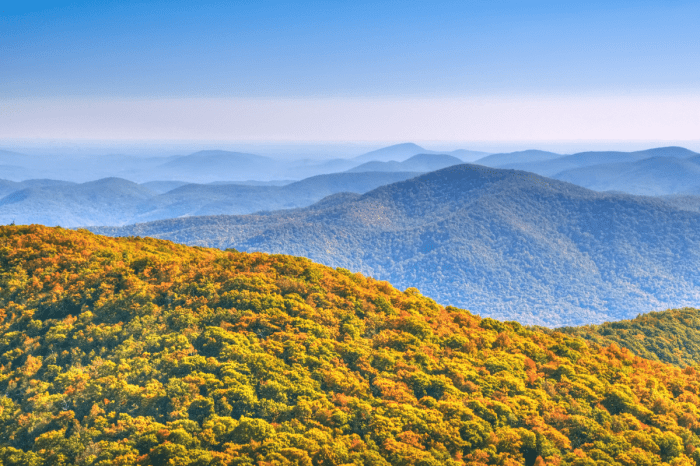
[141, 180, 191, 193]
[0, 171, 421, 227]
[449, 149, 491, 162]
[474, 149, 563, 167]
[660, 194, 700, 213]
[500, 146, 700, 177]
[347, 153, 464, 173]
[0, 177, 155, 227]
[156, 150, 278, 182]
[553, 155, 700, 196]
[283, 157, 359, 178]
[134, 171, 423, 222]
[93, 164, 700, 327]
[559, 307, 700, 368]
[3, 225, 700, 465]
[353, 143, 429, 163]
[0, 179, 78, 200]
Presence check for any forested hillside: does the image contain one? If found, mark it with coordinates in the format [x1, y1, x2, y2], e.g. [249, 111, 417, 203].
[560, 307, 700, 368]
[93, 164, 700, 326]
[3, 226, 700, 465]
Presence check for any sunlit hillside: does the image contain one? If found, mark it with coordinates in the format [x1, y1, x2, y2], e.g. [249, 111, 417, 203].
[1, 226, 700, 465]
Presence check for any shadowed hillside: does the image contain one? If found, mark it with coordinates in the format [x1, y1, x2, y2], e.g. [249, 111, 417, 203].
[3, 225, 700, 465]
[93, 164, 700, 326]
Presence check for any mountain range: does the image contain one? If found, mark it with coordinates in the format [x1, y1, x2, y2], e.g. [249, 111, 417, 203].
[0, 171, 423, 227]
[475, 146, 700, 195]
[0, 144, 489, 183]
[347, 153, 464, 173]
[554, 154, 700, 196]
[91, 163, 700, 326]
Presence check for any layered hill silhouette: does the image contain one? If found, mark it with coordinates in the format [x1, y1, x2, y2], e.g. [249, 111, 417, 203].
[347, 153, 464, 173]
[352, 142, 432, 163]
[475, 146, 700, 196]
[3, 225, 700, 465]
[94, 164, 700, 326]
[554, 155, 700, 196]
[0, 178, 156, 227]
[0, 172, 423, 227]
[474, 149, 562, 167]
[479, 147, 699, 176]
[133, 171, 422, 223]
[0, 144, 490, 183]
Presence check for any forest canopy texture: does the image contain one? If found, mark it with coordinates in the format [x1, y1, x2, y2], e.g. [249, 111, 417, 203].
[2, 226, 700, 465]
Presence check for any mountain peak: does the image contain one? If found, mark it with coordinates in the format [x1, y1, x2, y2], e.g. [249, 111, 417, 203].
[353, 143, 429, 163]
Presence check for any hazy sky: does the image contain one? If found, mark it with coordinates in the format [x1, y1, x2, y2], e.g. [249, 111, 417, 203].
[2, 0, 699, 145]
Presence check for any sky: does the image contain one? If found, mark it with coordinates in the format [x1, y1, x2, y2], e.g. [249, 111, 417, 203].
[1, 0, 699, 148]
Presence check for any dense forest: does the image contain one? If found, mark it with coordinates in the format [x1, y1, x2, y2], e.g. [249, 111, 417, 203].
[560, 308, 700, 368]
[1, 225, 700, 465]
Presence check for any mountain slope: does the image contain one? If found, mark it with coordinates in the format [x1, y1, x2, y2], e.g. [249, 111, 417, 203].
[3, 225, 700, 465]
[559, 307, 700, 368]
[0, 178, 155, 227]
[134, 171, 422, 222]
[156, 150, 277, 183]
[502, 147, 700, 177]
[0, 172, 421, 227]
[554, 155, 700, 196]
[474, 149, 562, 167]
[449, 149, 491, 162]
[353, 143, 429, 163]
[93, 164, 700, 326]
[347, 153, 464, 173]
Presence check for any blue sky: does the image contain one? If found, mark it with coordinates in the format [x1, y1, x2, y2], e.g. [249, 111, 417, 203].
[1, 1, 699, 144]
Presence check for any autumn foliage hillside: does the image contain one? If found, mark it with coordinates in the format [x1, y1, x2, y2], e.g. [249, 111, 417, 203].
[2, 226, 700, 465]
[560, 308, 700, 368]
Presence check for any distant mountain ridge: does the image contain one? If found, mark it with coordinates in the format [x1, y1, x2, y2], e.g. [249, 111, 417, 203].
[352, 143, 430, 163]
[474, 149, 563, 167]
[0, 143, 490, 182]
[0, 171, 424, 227]
[347, 153, 464, 173]
[553, 155, 700, 196]
[91, 163, 700, 326]
[480, 146, 699, 176]
[476, 146, 700, 196]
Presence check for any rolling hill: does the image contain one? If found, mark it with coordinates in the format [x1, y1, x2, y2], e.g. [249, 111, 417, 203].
[449, 148, 491, 162]
[93, 164, 700, 327]
[352, 143, 430, 163]
[553, 155, 700, 196]
[156, 150, 277, 183]
[0, 178, 156, 227]
[2, 225, 700, 465]
[0, 172, 424, 227]
[474, 149, 563, 167]
[496, 147, 699, 177]
[559, 307, 700, 368]
[133, 171, 423, 222]
[347, 153, 464, 173]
